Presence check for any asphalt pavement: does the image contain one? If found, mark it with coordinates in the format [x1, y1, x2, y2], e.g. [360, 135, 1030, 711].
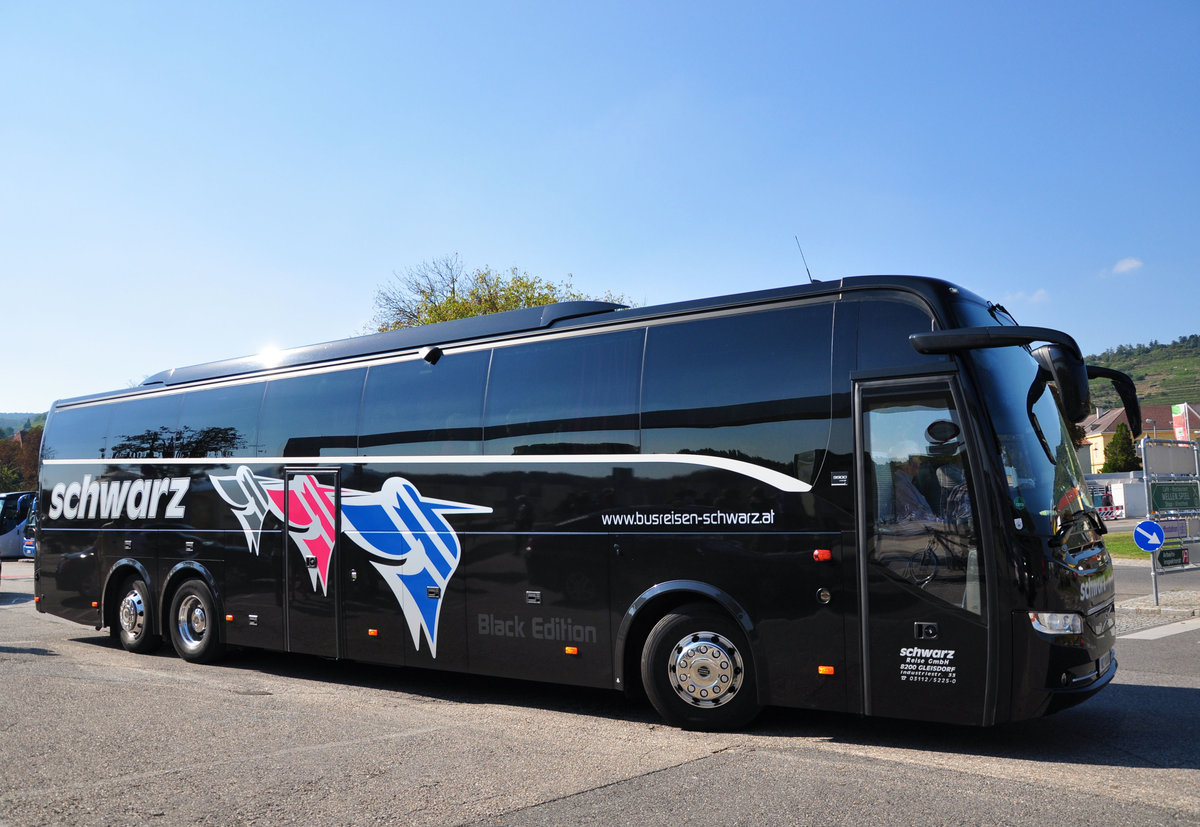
[4, 543, 1200, 824]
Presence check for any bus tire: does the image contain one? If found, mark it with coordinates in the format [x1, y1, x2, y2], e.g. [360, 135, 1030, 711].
[116, 576, 160, 654]
[168, 579, 225, 664]
[640, 603, 760, 731]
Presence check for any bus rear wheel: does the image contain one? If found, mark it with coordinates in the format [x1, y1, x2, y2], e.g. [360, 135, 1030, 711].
[640, 603, 760, 731]
[115, 575, 160, 654]
[168, 579, 225, 664]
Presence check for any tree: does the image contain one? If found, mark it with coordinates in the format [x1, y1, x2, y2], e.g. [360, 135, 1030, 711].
[0, 424, 41, 490]
[1101, 422, 1142, 473]
[1067, 418, 1088, 448]
[372, 254, 631, 332]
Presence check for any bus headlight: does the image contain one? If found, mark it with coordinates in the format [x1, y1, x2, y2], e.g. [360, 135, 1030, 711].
[1028, 612, 1083, 635]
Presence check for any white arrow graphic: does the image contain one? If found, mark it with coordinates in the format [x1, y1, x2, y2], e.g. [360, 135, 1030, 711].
[1136, 525, 1163, 548]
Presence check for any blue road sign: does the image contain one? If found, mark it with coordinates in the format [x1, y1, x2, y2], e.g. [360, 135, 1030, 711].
[1134, 520, 1166, 552]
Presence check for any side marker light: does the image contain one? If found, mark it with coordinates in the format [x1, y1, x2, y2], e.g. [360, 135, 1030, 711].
[813, 549, 832, 562]
[91, 601, 99, 608]
[818, 665, 835, 676]
[564, 646, 579, 656]
[368, 629, 379, 637]
[225, 614, 235, 622]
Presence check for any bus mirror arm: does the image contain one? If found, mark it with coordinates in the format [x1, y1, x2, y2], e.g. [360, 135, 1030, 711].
[909, 327, 1091, 423]
[1086, 365, 1142, 439]
[909, 326, 1082, 359]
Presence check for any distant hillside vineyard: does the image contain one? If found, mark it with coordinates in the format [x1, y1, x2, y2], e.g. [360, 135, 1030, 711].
[0, 412, 45, 437]
[1086, 335, 1200, 409]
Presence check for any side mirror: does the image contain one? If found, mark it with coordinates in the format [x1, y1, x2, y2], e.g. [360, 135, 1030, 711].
[924, 420, 963, 456]
[1087, 365, 1143, 438]
[1032, 344, 1090, 423]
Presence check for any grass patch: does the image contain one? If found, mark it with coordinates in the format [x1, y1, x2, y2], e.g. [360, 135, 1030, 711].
[1103, 531, 1150, 561]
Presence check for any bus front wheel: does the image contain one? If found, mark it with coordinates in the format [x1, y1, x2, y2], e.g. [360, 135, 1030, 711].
[640, 603, 760, 731]
[168, 579, 225, 664]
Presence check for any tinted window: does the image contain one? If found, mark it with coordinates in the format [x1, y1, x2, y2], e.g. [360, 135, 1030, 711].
[42, 403, 113, 460]
[359, 351, 489, 456]
[484, 329, 643, 455]
[857, 298, 950, 370]
[258, 369, 365, 457]
[0, 494, 31, 530]
[175, 383, 264, 458]
[108, 394, 184, 459]
[863, 385, 983, 614]
[642, 304, 833, 480]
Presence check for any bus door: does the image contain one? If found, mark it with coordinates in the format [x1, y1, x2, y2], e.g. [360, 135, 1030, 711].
[283, 469, 342, 658]
[856, 380, 991, 725]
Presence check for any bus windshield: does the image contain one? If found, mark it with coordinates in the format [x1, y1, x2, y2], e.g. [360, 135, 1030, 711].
[970, 343, 1096, 549]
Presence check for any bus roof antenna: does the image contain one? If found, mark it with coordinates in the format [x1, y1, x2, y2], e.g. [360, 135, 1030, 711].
[794, 236, 817, 283]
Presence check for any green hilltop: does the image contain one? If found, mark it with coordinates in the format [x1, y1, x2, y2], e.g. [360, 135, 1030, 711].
[1087, 335, 1200, 409]
[0, 412, 45, 436]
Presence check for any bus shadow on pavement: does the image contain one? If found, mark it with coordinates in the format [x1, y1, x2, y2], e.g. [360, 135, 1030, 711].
[78, 638, 661, 726]
[756, 680, 1200, 771]
[74, 632, 1197, 763]
[0, 644, 58, 656]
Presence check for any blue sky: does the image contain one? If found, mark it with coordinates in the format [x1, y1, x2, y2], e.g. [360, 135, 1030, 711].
[2, 2, 1197, 413]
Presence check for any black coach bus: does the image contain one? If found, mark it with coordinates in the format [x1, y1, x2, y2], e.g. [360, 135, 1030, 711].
[34, 276, 1139, 730]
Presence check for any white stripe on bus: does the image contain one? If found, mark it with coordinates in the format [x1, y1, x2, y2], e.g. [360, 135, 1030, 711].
[45, 453, 813, 494]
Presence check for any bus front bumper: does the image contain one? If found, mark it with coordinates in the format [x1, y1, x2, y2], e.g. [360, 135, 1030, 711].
[1044, 648, 1117, 714]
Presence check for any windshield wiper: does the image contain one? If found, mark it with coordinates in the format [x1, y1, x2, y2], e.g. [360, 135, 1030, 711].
[1025, 374, 1056, 465]
[987, 302, 1018, 326]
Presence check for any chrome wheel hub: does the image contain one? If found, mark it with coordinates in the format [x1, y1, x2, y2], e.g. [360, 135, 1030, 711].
[176, 594, 207, 648]
[669, 631, 742, 707]
[119, 590, 145, 635]
[189, 605, 207, 636]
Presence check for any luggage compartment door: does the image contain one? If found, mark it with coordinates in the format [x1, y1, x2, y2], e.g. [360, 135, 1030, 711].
[283, 469, 341, 658]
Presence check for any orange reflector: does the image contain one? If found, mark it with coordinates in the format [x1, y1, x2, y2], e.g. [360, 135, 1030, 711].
[564, 646, 579, 656]
[368, 629, 379, 637]
[92, 601, 99, 608]
[813, 549, 832, 562]
[225, 614, 234, 622]
[818, 665, 835, 675]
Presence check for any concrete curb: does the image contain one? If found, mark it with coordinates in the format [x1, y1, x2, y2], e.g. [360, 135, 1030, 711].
[1116, 590, 1200, 617]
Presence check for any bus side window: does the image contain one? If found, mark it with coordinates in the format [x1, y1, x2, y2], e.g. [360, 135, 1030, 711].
[483, 329, 643, 455]
[359, 351, 489, 456]
[107, 395, 184, 459]
[175, 383, 264, 459]
[258, 369, 366, 458]
[642, 303, 834, 485]
[41, 404, 114, 461]
[857, 299, 950, 371]
[864, 391, 983, 615]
